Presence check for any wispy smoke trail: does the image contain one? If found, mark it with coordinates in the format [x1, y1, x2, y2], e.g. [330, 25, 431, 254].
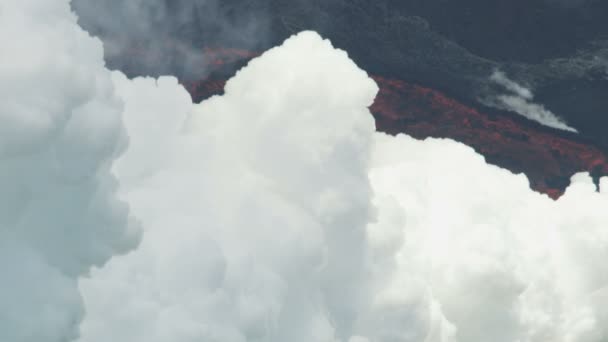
[71, 0, 271, 79]
[487, 71, 578, 132]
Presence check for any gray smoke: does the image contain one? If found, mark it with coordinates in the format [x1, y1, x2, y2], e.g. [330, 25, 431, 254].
[70, 0, 270, 78]
[486, 71, 578, 132]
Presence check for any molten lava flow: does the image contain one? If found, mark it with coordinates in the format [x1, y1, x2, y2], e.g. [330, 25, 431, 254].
[370, 76, 608, 198]
[180, 49, 608, 199]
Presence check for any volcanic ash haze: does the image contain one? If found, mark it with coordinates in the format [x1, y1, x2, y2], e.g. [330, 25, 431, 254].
[4, 0, 608, 341]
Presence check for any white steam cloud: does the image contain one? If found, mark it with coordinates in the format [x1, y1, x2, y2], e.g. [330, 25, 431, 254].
[5, 1, 608, 342]
[370, 134, 608, 342]
[489, 71, 578, 132]
[0, 0, 140, 341]
[79, 31, 379, 342]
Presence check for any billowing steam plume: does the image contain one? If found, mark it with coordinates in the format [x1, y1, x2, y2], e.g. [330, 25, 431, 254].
[0, 0, 140, 340]
[4, 1, 608, 342]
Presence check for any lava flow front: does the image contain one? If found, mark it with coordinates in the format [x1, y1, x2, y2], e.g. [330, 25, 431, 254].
[181, 48, 608, 199]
